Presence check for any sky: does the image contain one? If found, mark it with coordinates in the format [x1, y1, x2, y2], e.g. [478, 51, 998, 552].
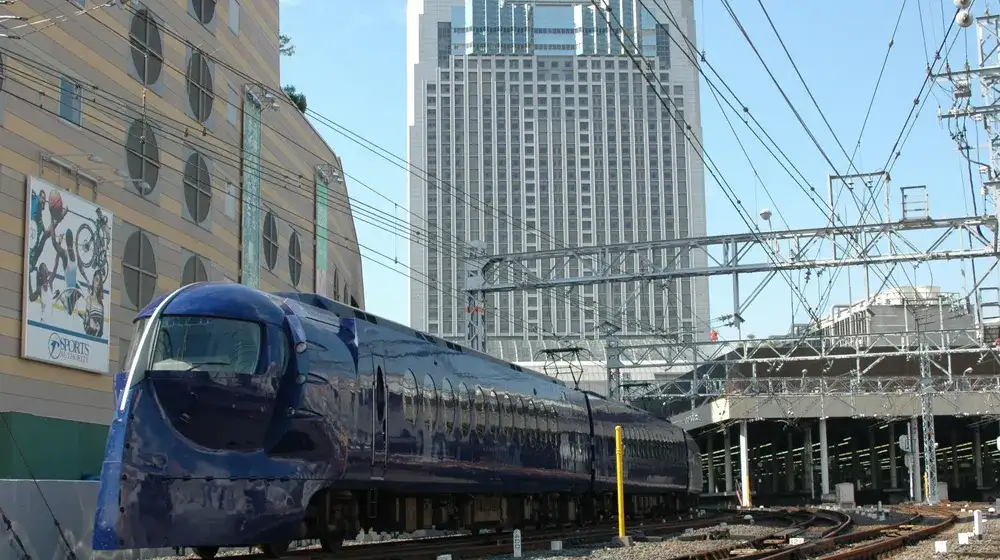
[278, 0, 995, 342]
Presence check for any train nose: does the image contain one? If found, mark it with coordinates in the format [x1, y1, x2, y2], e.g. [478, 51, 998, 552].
[143, 315, 282, 451]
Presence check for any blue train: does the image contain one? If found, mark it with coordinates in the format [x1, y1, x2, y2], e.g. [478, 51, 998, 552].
[92, 282, 702, 558]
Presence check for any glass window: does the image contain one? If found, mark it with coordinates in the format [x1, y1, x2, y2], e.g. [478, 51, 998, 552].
[489, 390, 500, 437]
[474, 386, 486, 436]
[501, 393, 513, 438]
[526, 399, 537, 445]
[59, 77, 82, 125]
[150, 316, 261, 374]
[121, 318, 148, 372]
[422, 373, 438, 433]
[458, 382, 472, 438]
[442, 379, 456, 434]
[403, 370, 419, 426]
[514, 396, 526, 442]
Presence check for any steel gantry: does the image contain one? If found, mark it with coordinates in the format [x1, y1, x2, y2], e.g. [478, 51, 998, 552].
[463, 202, 1000, 506]
[464, 214, 1000, 353]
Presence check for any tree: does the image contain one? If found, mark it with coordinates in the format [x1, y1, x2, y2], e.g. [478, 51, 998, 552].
[283, 85, 307, 113]
[279, 34, 295, 56]
[279, 34, 305, 113]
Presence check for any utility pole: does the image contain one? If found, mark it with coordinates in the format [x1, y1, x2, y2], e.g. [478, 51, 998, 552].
[919, 335, 939, 504]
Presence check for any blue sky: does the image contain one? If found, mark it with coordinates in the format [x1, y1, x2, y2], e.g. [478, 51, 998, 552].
[278, 0, 990, 341]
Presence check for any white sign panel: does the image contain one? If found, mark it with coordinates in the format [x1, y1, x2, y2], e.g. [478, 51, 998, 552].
[22, 177, 113, 373]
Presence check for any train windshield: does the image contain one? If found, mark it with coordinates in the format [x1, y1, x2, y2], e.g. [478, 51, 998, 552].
[148, 316, 263, 374]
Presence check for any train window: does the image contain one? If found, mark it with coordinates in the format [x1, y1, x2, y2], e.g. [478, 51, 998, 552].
[514, 396, 526, 443]
[527, 399, 538, 445]
[150, 316, 262, 374]
[458, 382, 472, 438]
[501, 393, 513, 439]
[442, 378, 456, 435]
[474, 386, 486, 437]
[550, 405, 559, 442]
[403, 370, 419, 426]
[546, 405, 555, 444]
[489, 390, 500, 438]
[539, 404, 549, 443]
[422, 373, 438, 433]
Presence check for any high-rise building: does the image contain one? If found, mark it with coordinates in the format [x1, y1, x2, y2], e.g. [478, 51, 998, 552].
[407, 0, 708, 354]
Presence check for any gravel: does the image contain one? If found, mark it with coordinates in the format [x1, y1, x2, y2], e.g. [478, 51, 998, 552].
[482, 522, 790, 560]
[932, 516, 1000, 559]
[878, 509, 1000, 560]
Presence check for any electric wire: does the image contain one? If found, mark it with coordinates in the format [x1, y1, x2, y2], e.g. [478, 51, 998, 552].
[752, 0, 914, 317]
[592, 1, 822, 325]
[641, 0, 914, 305]
[77, 2, 698, 340]
[6, 56, 706, 347]
[636, 0, 898, 321]
[1, 47, 715, 348]
[648, 0, 960, 325]
[0, 73, 565, 343]
[752, 0, 888, 226]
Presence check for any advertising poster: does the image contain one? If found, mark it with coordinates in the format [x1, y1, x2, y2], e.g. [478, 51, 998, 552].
[22, 176, 113, 373]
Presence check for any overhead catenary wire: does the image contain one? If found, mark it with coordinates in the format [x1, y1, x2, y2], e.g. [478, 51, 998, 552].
[69, 3, 698, 340]
[601, 0, 831, 323]
[643, 0, 949, 323]
[1, 46, 715, 347]
[0, 77, 576, 345]
[8, 51, 702, 345]
[746, 0, 917, 317]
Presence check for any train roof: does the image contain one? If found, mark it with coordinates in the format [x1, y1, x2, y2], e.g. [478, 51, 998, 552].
[135, 283, 568, 390]
[274, 292, 570, 389]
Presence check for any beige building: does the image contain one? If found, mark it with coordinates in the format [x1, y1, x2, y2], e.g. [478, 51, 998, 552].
[0, 0, 364, 478]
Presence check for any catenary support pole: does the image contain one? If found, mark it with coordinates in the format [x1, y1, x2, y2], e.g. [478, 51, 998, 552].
[706, 434, 715, 493]
[889, 421, 898, 489]
[974, 424, 984, 490]
[819, 417, 830, 498]
[739, 420, 751, 507]
[724, 427, 734, 493]
[803, 424, 814, 499]
[615, 425, 625, 538]
[786, 430, 795, 492]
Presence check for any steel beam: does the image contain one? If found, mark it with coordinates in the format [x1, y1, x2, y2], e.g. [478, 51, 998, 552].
[470, 216, 997, 293]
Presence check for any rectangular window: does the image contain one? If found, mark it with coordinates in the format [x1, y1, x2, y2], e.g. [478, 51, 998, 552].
[228, 0, 240, 34]
[58, 77, 82, 125]
[71, 0, 85, 7]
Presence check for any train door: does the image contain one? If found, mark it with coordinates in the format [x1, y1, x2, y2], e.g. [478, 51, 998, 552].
[371, 355, 389, 478]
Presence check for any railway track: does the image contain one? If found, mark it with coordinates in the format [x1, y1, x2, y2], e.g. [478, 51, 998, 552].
[165, 505, 961, 560]
[178, 512, 739, 560]
[663, 508, 853, 560]
[732, 505, 955, 560]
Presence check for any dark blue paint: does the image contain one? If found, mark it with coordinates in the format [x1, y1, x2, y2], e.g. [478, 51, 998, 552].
[95, 282, 701, 551]
[135, 282, 286, 325]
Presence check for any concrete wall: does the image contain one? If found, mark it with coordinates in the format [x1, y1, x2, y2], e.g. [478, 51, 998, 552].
[0, 480, 176, 560]
[0, 0, 365, 433]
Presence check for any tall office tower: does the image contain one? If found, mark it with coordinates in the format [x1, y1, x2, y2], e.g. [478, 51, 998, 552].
[407, 0, 709, 352]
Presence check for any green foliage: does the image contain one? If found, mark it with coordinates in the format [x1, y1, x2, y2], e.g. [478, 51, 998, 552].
[283, 85, 307, 113]
[280, 35, 305, 113]
[279, 34, 295, 56]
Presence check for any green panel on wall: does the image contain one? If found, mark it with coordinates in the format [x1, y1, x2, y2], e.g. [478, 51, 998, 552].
[0, 412, 108, 480]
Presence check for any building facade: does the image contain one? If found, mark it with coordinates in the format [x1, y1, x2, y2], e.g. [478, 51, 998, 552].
[407, 0, 709, 350]
[0, 0, 364, 479]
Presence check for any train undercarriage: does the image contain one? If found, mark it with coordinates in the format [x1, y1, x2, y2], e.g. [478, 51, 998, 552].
[192, 487, 696, 559]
